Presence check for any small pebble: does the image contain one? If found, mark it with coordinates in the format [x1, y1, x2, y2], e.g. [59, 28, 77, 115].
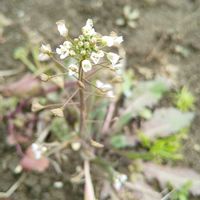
[53, 181, 63, 189]
[194, 144, 200, 152]
[71, 142, 81, 151]
[14, 165, 23, 174]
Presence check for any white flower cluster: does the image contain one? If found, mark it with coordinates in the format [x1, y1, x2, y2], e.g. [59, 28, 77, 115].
[40, 19, 123, 98]
[113, 173, 127, 191]
[31, 143, 47, 160]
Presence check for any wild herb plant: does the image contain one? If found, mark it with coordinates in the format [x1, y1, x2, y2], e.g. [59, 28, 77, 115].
[39, 19, 123, 136]
[38, 19, 124, 199]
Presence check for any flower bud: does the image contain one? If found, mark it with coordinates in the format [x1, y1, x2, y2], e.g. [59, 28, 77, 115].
[78, 81, 85, 89]
[40, 44, 51, 54]
[56, 20, 68, 37]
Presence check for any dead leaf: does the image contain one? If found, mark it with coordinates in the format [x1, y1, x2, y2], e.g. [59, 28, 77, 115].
[125, 180, 162, 200]
[51, 76, 64, 88]
[143, 163, 200, 196]
[0, 13, 12, 37]
[0, 13, 12, 27]
[90, 139, 104, 148]
[1, 74, 41, 97]
[123, 77, 171, 117]
[111, 134, 137, 149]
[20, 146, 49, 172]
[51, 108, 64, 117]
[100, 180, 120, 200]
[40, 73, 49, 82]
[31, 99, 44, 112]
[142, 108, 194, 139]
[7, 133, 29, 145]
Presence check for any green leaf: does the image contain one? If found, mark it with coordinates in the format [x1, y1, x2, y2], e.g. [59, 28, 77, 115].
[150, 137, 183, 160]
[113, 112, 132, 133]
[171, 181, 192, 200]
[138, 132, 151, 148]
[50, 117, 71, 141]
[13, 47, 36, 72]
[93, 157, 115, 180]
[89, 100, 108, 134]
[0, 96, 18, 113]
[13, 47, 28, 60]
[122, 69, 135, 97]
[110, 133, 137, 149]
[31, 45, 41, 68]
[175, 87, 195, 112]
[121, 151, 154, 160]
[139, 108, 152, 120]
[138, 130, 188, 161]
[111, 135, 127, 149]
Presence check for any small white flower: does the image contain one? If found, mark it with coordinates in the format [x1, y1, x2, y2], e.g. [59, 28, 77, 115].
[113, 36, 123, 45]
[38, 53, 50, 61]
[107, 52, 120, 66]
[56, 47, 69, 59]
[102, 36, 123, 47]
[98, 50, 104, 57]
[31, 143, 47, 160]
[82, 59, 92, 72]
[90, 50, 104, 64]
[63, 41, 72, 48]
[82, 19, 96, 36]
[56, 41, 72, 59]
[113, 173, 127, 191]
[68, 64, 79, 76]
[110, 59, 125, 75]
[40, 44, 51, 54]
[113, 178, 121, 191]
[120, 174, 128, 182]
[90, 53, 101, 64]
[56, 20, 68, 37]
[86, 19, 93, 27]
[39, 44, 51, 61]
[102, 36, 114, 47]
[96, 80, 112, 91]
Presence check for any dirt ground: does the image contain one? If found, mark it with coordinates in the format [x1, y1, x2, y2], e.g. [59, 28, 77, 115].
[0, 0, 200, 199]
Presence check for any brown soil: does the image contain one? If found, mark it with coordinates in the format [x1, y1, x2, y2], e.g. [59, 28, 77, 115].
[0, 0, 200, 199]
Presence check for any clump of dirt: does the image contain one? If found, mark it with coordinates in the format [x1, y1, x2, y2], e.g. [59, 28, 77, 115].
[0, 0, 200, 199]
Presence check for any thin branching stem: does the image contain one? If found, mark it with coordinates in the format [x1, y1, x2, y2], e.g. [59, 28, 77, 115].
[62, 88, 80, 109]
[79, 62, 86, 138]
